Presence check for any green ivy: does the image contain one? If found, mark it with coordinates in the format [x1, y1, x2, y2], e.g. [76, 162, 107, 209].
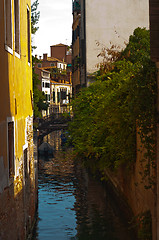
[69, 28, 157, 186]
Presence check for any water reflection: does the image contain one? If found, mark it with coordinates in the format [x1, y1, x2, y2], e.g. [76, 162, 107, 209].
[43, 130, 62, 151]
[33, 130, 135, 240]
[73, 168, 134, 240]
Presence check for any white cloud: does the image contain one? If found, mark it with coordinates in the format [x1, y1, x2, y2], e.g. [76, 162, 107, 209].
[31, 0, 73, 57]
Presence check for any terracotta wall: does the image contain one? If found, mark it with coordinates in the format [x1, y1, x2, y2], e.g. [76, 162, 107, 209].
[51, 45, 67, 61]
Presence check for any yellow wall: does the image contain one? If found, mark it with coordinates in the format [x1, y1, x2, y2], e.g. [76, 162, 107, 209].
[0, 0, 33, 194]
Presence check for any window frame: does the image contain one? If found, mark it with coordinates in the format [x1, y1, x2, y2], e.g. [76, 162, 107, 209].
[23, 143, 28, 183]
[14, 0, 20, 57]
[4, 0, 13, 54]
[45, 82, 50, 88]
[27, 5, 31, 65]
[7, 117, 15, 181]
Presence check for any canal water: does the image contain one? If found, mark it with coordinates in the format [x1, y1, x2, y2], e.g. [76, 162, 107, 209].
[32, 130, 136, 240]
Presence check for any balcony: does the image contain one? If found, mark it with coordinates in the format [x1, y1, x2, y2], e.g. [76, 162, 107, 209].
[72, 0, 80, 14]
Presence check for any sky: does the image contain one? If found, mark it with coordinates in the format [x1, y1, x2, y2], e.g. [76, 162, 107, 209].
[31, 0, 73, 57]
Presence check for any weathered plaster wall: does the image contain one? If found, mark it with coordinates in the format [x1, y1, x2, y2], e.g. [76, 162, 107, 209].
[105, 132, 156, 239]
[85, 0, 149, 75]
[0, 0, 37, 239]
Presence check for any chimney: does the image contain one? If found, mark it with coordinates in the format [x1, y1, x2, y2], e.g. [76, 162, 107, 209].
[43, 53, 48, 61]
[39, 56, 42, 60]
[35, 54, 37, 58]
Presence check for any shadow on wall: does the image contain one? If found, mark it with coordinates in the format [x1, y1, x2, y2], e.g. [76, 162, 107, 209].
[0, 174, 37, 240]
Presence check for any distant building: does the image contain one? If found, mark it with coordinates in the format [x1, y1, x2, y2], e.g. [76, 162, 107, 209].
[0, 0, 37, 239]
[50, 43, 72, 63]
[50, 80, 72, 114]
[34, 67, 51, 117]
[38, 53, 67, 70]
[34, 46, 72, 116]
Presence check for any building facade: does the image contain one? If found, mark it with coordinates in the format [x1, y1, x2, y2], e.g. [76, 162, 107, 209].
[50, 43, 71, 63]
[150, 1, 159, 239]
[72, 1, 159, 239]
[72, 6, 81, 95]
[35, 47, 72, 116]
[50, 81, 72, 114]
[34, 67, 51, 117]
[0, 0, 37, 239]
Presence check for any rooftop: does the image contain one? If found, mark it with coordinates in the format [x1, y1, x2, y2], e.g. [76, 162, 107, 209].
[43, 56, 66, 64]
[50, 43, 67, 47]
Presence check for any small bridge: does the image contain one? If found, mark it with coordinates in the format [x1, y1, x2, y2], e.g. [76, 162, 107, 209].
[37, 114, 71, 144]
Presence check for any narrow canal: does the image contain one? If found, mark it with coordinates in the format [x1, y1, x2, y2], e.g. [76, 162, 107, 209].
[32, 130, 136, 240]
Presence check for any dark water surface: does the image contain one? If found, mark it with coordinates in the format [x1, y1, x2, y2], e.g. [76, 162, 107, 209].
[32, 131, 135, 240]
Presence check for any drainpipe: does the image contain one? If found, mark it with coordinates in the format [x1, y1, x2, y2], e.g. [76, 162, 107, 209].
[156, 61, 159, 240]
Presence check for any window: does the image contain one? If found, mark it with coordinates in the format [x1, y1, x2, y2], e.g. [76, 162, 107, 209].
[14, 0, 20, 54]
[8, 121, 14, 177]
[43, 72, 49, 77]
[45, 82, 50, 88]
[38, 63, 41, 68]
[53, 91, 55, 102]
[57, 91, 61, 103]
[45, 94, 50, 102]
[5, 0, 12, 49]
[42, 82, 44, 88]
[61, 90, 66, 100]
[27, 7, 30, 63]
[24, 148, 28, 180]
[15, 98, 17, 115]
[51, 63, 55, 67]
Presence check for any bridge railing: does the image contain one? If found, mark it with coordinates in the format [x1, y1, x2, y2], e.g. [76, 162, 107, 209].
[38, 113, 71, 128]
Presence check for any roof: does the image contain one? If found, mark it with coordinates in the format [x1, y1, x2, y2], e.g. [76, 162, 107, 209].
[50, 43, 67, 47]
[39, 66, 56, 70]
[50, 80, 71, 85]
[34, 66, 50, 73]
[41, 69, 50, 73]
[47, 56, 61, 62]
[42, 56, 67, 64]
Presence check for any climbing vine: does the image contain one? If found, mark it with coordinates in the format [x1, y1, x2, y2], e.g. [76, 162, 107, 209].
[69, 28, 157, 187]
[130, 211, 152, 240]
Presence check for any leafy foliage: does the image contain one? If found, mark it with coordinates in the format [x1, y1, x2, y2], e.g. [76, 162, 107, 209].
[31, 0, 40, 35]
[32, 57, 48, 118]
[31, 0, 40, 51]
[31, 3, 48, 119]
[69, 28, 157, 184]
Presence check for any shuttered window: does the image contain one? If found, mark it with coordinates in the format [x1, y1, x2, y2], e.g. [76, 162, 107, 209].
[8, 122, 14, 177]
[24, 148, 28, 180]
[14, 0, 20, 54]
[150, 0, 159, 61]
[27, 7, 31, 63]
[5, 0, 12, 49]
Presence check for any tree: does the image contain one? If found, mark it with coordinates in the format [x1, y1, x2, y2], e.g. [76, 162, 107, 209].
[32, 56, 48, 119]
[31, 1, 48, 120]
[31, 0, 40, 35]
